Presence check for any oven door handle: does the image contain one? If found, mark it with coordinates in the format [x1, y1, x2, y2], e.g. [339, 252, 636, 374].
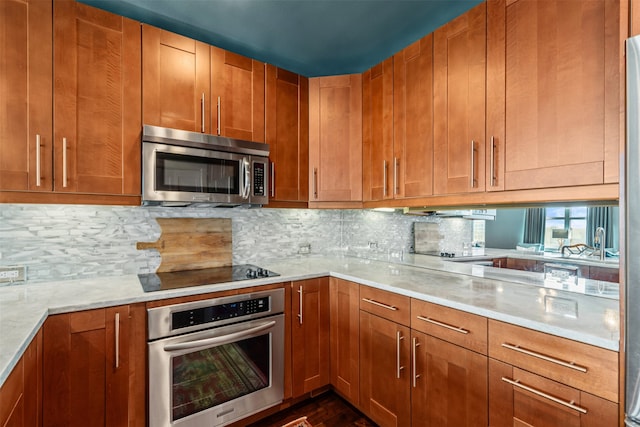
[162, 320, 276, 352]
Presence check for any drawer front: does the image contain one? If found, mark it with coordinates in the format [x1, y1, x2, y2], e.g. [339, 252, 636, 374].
[411, 299, 487, 354]
[359, 285, 410, 326]
[488, 320, 618, 402]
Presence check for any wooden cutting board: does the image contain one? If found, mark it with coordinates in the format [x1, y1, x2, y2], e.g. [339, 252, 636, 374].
[136, 218, 232, 272]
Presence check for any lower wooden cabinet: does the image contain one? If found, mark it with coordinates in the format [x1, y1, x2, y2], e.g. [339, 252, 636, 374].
[329, 277, 360, 404]
[359, 310, 411, 427]
[412, 331, 488, 427]
[489, 359, 618, 427]
[42, 303, 146, 427]
[291, 278, 330, 397]
[0, 330, 41, 427]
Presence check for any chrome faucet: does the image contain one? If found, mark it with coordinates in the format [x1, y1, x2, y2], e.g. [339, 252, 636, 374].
[595, 227, 606, 260]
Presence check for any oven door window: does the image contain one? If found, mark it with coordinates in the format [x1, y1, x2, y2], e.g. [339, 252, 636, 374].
[171, 334, 270, 422]
[156, 152, 240, 195]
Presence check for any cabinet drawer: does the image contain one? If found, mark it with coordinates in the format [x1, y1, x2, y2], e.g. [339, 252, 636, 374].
[411, 299, 487, 354]
[359, 285, 410, 326]
[488, 320, 618, 402]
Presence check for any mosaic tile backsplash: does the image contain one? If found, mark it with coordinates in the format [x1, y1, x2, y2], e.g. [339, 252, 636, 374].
[0, 204, 474, 284]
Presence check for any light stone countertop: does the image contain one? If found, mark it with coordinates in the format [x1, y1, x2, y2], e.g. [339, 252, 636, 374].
[0, 254, 620, 389]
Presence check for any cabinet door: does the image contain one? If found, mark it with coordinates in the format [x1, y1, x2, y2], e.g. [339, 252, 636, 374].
[489, 359, 618, 427]
[359, 310, 411, 427]
[0, 330, 42, 427]
[0, 0, 52, 192]
[265, 65, 309, 204]
[211, 46, 265, 142]
[393, 34, 434, 199]
[488, 0, 621, 190]
[363, 58, 394, 201]
[43, 306, 130, 427]
[412, 331, 487, 427]
[329, 278, 360, 405]
[143, 25, 210, 133]
[309, 74, 362, 203]
[433, 3, 486, 195]
[291, 278, 330, 397]
[54, 0, 141, 195]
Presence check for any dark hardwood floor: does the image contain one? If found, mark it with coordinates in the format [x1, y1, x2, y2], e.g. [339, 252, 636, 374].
[247, 391, 377, 427]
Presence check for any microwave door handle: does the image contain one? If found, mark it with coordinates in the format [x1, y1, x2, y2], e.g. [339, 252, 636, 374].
[242, 157, 251, 199]
[163, 320, 276, 353]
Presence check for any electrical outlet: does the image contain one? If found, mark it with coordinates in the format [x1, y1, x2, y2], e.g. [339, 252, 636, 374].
[368, 241, 378, 249]
[298, 243, 311, 254]
[0, 266, 26, 283]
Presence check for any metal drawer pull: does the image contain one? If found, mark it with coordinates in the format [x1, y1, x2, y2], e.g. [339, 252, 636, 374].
[394, 157, 399, 195]
[412, 337, 420, 388]
[313, 168, 318, 199]
[362, 298, 398, 311]
[396, 331, 404, 379]
[501, 343, 588, 373]
[270, 162, 275, 197]
[501, 377, 588, 414]
[416, 315, 469, 334]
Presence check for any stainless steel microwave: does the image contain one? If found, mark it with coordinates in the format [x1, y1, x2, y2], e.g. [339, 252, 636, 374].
[142, 125, 269, 206]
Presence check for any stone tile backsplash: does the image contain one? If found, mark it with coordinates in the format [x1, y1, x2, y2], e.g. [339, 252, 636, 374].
[0, 204, 474, 284]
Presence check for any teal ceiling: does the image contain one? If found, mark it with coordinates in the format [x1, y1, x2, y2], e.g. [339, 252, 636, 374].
[79, 0, 483, 77]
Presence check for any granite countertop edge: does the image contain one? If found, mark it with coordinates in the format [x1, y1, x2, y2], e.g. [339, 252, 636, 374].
[0, 255, 620, 388]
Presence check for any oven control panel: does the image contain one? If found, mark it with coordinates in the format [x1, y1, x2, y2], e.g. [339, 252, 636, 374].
[172, 296, 269, 330]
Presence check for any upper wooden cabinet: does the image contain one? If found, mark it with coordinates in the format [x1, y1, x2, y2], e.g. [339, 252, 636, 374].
[487, 0, 622, 191]
[363, 58, 394, 201]
[0, 0, 52, 193]
[266, 65, 309, 205]
[0, 0, 141, 203]
[309, 74, 363, 204]
[54, 0, 141, 196]
[433, 3, 487, 196]
[143, 27, 265, 142]
[393, 34, 435, 199]
[211, 46, 265, 142]
[142, 25, 211, 133]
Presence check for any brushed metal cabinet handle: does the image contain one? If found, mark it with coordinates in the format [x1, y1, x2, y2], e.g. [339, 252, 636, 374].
[396, 330, 405, 379]
[412, 337, 420, 388]
[270, 162, 275, 197]
[490, 136, 496, 187]
[115, 312, 120, 369]
[416, 315, 469, 334]
[383, 160, 388, 197]
[217, 96, 221, 136]
[470, 140, 475, 188]
[36, 134, 42, 187]
[201, 93, 205, 133]
[501, 343, 588, 372]
[501, 377, 588, 414]
[361, 297, 398, 311]
[62, 137, 68, 188]
[313, 168, 318, 199]
[394, 157, 399, 195]
[297, 285, 303, 325]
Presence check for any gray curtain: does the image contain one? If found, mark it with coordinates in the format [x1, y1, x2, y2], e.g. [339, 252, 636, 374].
[522, 208, 546, 244]
[586, 207, 614, 248]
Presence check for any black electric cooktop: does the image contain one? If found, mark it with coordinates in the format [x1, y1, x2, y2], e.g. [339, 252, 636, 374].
[138, 264, 280, 292]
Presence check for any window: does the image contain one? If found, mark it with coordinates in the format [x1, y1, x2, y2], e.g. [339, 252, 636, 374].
[543, 207, 587, 251]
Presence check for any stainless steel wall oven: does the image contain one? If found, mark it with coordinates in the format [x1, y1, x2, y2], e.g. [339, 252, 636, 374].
[147, 289, 285, 426]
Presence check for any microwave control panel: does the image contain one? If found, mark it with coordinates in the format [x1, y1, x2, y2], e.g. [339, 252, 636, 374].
[253, 162, 266, 196]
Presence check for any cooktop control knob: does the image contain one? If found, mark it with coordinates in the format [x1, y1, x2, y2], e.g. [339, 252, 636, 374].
[246, 269, 258, 279]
